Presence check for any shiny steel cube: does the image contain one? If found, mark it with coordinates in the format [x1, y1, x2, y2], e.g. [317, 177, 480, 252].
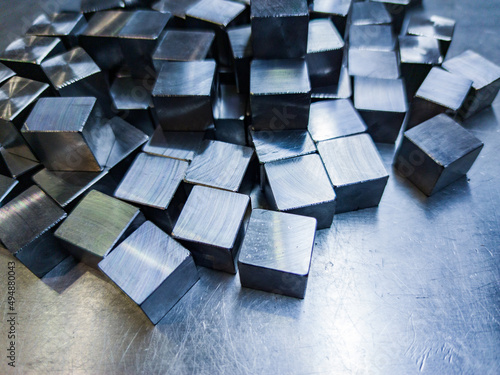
[407, 15, 455, 57]
[25, 13, 87, 49]
[348, 49, 400, 79]
[152, 60, 216, 132]
[55, 190, 146, 267]
[349, 24, 395, 51]
[99, 221, 199, 324]
[350, 1, 391, 25]
[238, 209, 317, 299]
[172, 185, 250, 273]
[251, 129, 316, 164]
[228, 25, 252, 93]
[370, 0, 411, 33]
[394, 114, 483, 196]
[143, 127, 204, 162]
[0, 63, 15, 85]
[213, 84, 247, 145]
[310, 0, 352, 36]
[151, 0, 201, 19]
[0, 186, 68, 277]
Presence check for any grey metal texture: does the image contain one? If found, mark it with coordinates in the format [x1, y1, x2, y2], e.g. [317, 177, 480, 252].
[408, 67, 473, 129]
[348, 49, 400, 79]
[394, 114, 484, 196]
[25, 12, 87, 49]
[349, 24, 395, 51]
[263, 153, 336, 229]
[184, 140, 254, 192]
[0, 174, 18, 205]
[151, 0, 201, 19]
[311, 64, 352, 100]
[250, 59, 311, 130]
[22, 97, 115, 171]
[251, 0, 309, 59]
[318, 134, 389, 213]
[114, 152, 188, 233]
[0, 36, 64, 82]
[0, 185, 68, 277]
[442, 50, 500, 118]
[306, 19, 344, 87]
[354, 76, 408, 143]
[350, 1, 391, 25]
[172, 185, 250, 273]
[99, 221, 199, 324]
[238, 209, 316, 299]
[143, 127, 204, 162]
[152, 60, 216, 132]
[308, 99, 367, 142]
[213, 84, 247, 146]
[311, 0, 352, 17]
[60, 0, 125, 13]
[0, 63, 15, 85]
[227, 25, 252, 93]
[407, 14, 456, 56]
[251, 129, 316, 164]
[0, 147, 40, 179]
[55, 190, 145, 267]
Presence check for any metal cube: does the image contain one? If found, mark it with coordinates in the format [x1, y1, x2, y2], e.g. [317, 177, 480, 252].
[394, 114, 483, 196]
[370, 0, 411, 33]
[25, 13, 87, 49]
[407, 15, 455, 57]
[60, 0, 125, 14]
[310, 0, 352, 36]
[407, 67, 472, 129]
[99, 221, 199, 324]
[151, 0, 201, 19]
[318, 134, 389, 213]
[311, 64, 352, 100]
[348, 49, 400, 79]
[250, 59, 311, 130]
[251, 129, 316, 164]
[354, 76, 408, 143]
[0, 36, 64, 82]
[143, 127, 204, 162]
[349, 24, 395, 51]
[263, 153, 336, 229]
[213, 84, 247, 146]
[172, 185, 250, 273]
[228, 25, 252, 93]
[0, 186, 68, 277]
[0, 174, 18, 206]
[238, 209, 316, 299]
[22, 97, 115, 172]
[442, 50, 500, 118]
[350, 1, 391, 25]
[251, 0, 309, 59]
[55, 190, 145, 267]
[152, 60, 216, 132]
[0, 63, 15, 85]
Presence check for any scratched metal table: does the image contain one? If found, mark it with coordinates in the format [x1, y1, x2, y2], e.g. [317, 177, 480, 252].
[1, 1, 499, 374]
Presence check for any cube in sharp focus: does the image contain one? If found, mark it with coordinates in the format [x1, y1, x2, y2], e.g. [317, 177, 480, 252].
[349, 24, 396, 52]
[310, 0, 352, 36]
[354, 76, 408, 143]
[442, 50, 500, 118]
[143, 127, 204, 162]
[308, 99, 367, 142]
[318, 134, 389, 213]
[172, 185, 250, 273]
[0, 36, 65, 82]
[114, 153, 188, 233]
[55, 190, 146, 267]
[251, 0, 309, 59]
[350, 1, 391, 25]
[407, 67, 472, 129]
[238, 209, 316, 299]
[251, 129, 316, 164]
[348, 49, 400, 79]
[228, 25, 252, 93]
[99, 221, 199, 324]
[184, 140, 254, 192]
[307, 19, 344, 88]
[21, 97, 115, 171]
[263, 153, 336, 229]
[250, 59, 311, 130]
[0, 186, 68, 277]
[25, 12, 87, 49]
[152, 60, 216, 132]
[394, 114, 483, 196]
[213, 84, 247, 146]
[407, 15, 455, 57]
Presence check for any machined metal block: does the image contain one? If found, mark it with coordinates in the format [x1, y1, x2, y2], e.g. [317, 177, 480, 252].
[308, 99, 367, 142]
[143, 127, 204, 162]
[0, 36, 65, 82]
[250, 59, 311, 130]
[114, 153, 188, 233]
[318, 134, 389, 213]
[407, 15, 455, 57]
[0, 186, 68, 277]
[184, 140, 254, 192]
[370, 0, 410, 33]
[60, 0, 126, 14]
[407, 67, 473, 129]
[263, 153, 336, 229]
[22, 97, 115, 172]
[151, 0, 201, 19]
[307, 19, 344, 88]
[251, 129, 316, 164]
[0, 174, 18, 206]
[0, 148, 40, 179]
[0, 63, 15, 86]
[399, 35, 442, 98]
[251, 0, 309, 59]
[311, 64, 352, 100]
[152, 60, 216, 132]
[172, 185, 250, 273]
[394, 114, 483, 196]
[349, 24, 395, 51]
[213, 84, 247, 146]
[310, 0, 352, 36]
[41, 47, 113, 116]
[348, 49, 400, 79]
[227, 25, 252, 93]
[354, 76, 408, 143]
[186, 0, 248, 65]
[25, 13, 87, 49]
[238, 209, 316, 299]
[350, 1, 391, 26]
[442, 50, 500, 119]
[99, 221, 199, 324]
[55, 190, 145, 267]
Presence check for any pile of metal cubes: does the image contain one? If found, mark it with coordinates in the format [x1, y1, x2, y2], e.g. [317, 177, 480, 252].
[0, 0, 497, 324]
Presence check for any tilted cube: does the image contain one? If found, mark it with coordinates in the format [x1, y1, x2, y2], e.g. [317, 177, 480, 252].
[228, 25, 252, 93]
[348, 49, 400, 79]
[143, 127, 204, 162]
[151, 0, 201, 19]
[25, 12, 87, 49]
[349, 24, 396, 51]
[213, 84, 247, 146]
[310, 0, 352, 36]
[370, 0, 411, 33]
[407, 15, 455, 57]
[394, 114, 483, 196]
[238, 209, 317, 299]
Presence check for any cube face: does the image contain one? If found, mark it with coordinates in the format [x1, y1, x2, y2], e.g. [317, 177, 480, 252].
[213, 84, 247, 145]
[399, 36, 442, 65]
[407, 15, 455, 42]
[348, 49, 400, 79]
[143, 127, 204, 162]
[349, 24, 395, 51]
[238, 209, 316, 298]
[187, 0, 247, 27]
[152, 0, 201, 18]
[26, 13, 86, 38]
[251, 129, 316, 164]
[0, 63, 15, 85]
[350, 2, 391, 25]
[153, 30, 215, 66]
[312, 0, 352, 17]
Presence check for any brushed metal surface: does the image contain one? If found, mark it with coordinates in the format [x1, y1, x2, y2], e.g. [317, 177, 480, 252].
[26, 13, 85, 37]
[238, 209, 316, 299]
[213, 84, 246, 146]
[399, 35, 442, 65]
[308, 99, 367, 142]
[348, 49, 400, 79]
[0, 173, 18, 203]
[186, 0, 246, 27]
[311, 64, 352, 100]
[350, 1, 391, 25]
[408, 14, 455, 42]
[311, 0, 352, 17]
[227, 25, 251, 92]
[349, 24, 396, 51]
[0, 63, 15, 85]
[251, 129, 316, 164]
[151, 0, 201, 18]
[153, 29, 215, 65]
[60, 0, 125, 13]
[251, 59, 311, 95]
[185, 140, 254, 192]
[0, 147, 40, 178]
[143, 127, 204, 161]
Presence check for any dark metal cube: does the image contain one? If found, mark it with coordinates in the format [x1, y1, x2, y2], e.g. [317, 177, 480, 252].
[143, 127, 204, 162]
[213, 84, 247, 145]
[310, 0, 352, 36]
[407, 15, 455, 57]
